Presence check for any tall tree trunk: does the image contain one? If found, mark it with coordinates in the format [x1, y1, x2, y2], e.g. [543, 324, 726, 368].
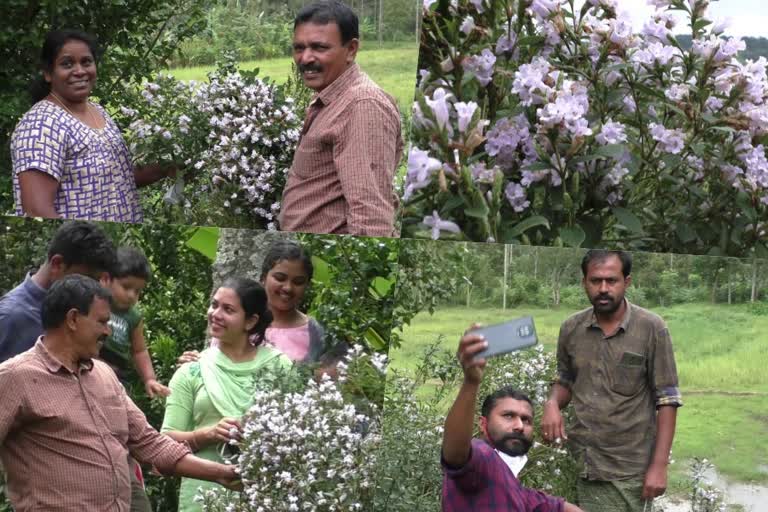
[378, 0, 384, 47]
[212, 229, 295, 292]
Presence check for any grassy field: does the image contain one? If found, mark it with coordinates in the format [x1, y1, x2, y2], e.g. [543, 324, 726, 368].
[167, 42, 418, 112]
[391, 303, 768, 485]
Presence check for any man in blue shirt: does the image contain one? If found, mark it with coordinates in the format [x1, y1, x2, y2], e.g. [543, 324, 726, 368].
[0, 220, 116, 363]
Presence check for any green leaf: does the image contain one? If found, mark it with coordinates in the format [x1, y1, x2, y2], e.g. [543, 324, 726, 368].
[464, 191, 490, 219]
[693, 17, 712, 33]
[595, 144, 626, 159]
[675, 223, 697, 243]
[184, 227, 219, 261]
[612, 207, 644, 234]
[311, 256, 331, 285]
[369, 276, 394, 299]
[559, 225, 586, 248]
[364, 327, 387, 351]
[502, 215, 551, 241]
[736, 192, 757, 221]
[441, 194, 466, 215]
[524, 161, 554, 171]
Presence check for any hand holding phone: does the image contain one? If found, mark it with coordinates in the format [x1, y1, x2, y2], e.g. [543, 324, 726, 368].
[469, 316, 538, 360]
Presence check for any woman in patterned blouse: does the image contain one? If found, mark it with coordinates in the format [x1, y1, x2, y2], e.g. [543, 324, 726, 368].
[10, 29, 173, 222]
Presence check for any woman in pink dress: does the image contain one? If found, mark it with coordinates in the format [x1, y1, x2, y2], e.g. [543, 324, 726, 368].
[179, 240, 343, 370]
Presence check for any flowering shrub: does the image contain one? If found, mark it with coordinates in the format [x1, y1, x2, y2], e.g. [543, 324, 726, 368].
[115, 58, 301, 229]
[404, 0, 767, 257]
[198, 346, 385, 512]
[685, 458, 727, 512]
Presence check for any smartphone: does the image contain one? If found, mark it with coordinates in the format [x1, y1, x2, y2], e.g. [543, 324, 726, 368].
[469, 316, 538, 360]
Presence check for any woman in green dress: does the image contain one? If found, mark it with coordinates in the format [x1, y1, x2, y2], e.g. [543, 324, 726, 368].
[161, 277, 293, 511]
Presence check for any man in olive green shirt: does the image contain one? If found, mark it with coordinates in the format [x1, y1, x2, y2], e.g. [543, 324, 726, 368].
[541, 250, 682, 512]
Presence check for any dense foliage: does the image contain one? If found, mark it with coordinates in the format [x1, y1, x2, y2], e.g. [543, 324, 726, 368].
[404, 0, 768, 258]
[199, 347, 387, 511]
[171, 0, 420, 66]
[114, 57, 307, 228]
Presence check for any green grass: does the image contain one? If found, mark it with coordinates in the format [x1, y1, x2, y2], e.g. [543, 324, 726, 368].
[166, 42, 418, 112]
[392, 302, 768, 485]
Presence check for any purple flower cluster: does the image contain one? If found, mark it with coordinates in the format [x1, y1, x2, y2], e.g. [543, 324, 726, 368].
[649, 122, 685, 154]
[194, 72, 301, 228]
[504, 182, 531, 212]
[512, 57, 556, 106]
[463, 48, 497, 86]
[405, 147, 443, 200]
[596, 120, 627, 145]
[537, 81, 592, 137]
[486, 115, 536, 170]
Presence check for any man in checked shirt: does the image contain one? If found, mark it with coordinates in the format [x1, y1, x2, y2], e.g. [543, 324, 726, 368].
[541, 250, 683, 512]
[279, 0, 403, 237]
[0, 275, 241, 511]
[441, 327, 583, 512]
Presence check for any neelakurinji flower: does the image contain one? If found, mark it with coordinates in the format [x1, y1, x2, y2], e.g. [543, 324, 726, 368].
[405, 148, 443, 200]
[596, 120, 627, 145]
[454, 101, 479, 134]
[423, 211, 461, 239]
[649, 122, 685, 154]
[463, 48, 497, 87]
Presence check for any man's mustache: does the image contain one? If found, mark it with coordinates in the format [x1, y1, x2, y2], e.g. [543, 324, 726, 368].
[499, 432, 530, 445]
[299, 63, 323, 73]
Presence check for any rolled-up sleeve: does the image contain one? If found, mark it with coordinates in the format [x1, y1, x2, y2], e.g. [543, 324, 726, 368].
[651, 326, 683, 408]
[123, 392, 190, 474]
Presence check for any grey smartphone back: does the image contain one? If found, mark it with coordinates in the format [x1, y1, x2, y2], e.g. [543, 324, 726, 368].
[471, 316, 538, 359]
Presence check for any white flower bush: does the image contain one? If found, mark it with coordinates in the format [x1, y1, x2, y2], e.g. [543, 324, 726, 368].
[406, 0, 768, 257]
[116, 60, 302, 228]
[199, 346, 385, 512]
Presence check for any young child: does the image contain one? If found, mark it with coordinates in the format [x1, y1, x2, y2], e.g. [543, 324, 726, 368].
[101, 246, 170, 398]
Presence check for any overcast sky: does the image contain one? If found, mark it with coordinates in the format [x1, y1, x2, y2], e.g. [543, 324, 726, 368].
[576, 0, 768, 38]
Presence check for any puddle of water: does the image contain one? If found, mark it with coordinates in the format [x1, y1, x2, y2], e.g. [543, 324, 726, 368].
[703, 467, 768, 512]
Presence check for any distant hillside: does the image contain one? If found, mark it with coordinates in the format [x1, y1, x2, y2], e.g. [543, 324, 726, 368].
[676, 35, 768, 61]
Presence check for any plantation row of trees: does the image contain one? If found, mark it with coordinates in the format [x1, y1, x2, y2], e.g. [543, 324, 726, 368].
[437, 242, 768, 310]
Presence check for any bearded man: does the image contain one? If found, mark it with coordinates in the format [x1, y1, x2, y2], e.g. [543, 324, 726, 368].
[441, 326, 583, 512]
[541, 250, 683, 512]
